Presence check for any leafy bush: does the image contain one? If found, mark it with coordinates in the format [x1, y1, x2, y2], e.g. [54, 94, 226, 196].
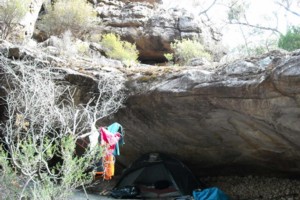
[1, 135, 102, 199]
[278, 26, 300, 51]
[47, 31, 90, 57]
[76, 41, 90, 56]
[39, 0, 97, 37]
[164, 53, 173, 62]
[170, 38, 211, 65]
[0, 0, 30, 39]
[89, 33, 102, 43]
[0, 57, 126, 199]
[0, 148, 21, 199]
[58, 30, 78, 57]
[100, 33, 139, 65]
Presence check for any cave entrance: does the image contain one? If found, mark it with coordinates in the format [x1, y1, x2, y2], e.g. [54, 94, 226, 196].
[138, 56, 168, 65]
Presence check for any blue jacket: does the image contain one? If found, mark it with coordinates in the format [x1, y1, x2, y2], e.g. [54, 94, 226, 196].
[107, 122, 125, 156]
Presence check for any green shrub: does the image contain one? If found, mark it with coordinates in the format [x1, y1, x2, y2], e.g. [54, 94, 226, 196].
[0, 146, 21, 199]
[0, 135, 103, 199]
[100, 33, 139, 64]
[278, 26, 300, 51]
[0, 59, 126, 199]
[89, 33, 102, 43]
[170, 38, 211, 65]
[39, 0, 97, 37]
[76, 41, 90, 56]
[0, 0, 30, 39]
[164, 53, 174, 62]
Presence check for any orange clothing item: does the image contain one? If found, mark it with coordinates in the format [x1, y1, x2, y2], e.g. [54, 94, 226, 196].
[103, 154, 115, 180]
[94, 155, 115, 180]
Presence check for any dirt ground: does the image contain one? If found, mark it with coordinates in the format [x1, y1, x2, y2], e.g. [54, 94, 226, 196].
[70, 175, 300, 200]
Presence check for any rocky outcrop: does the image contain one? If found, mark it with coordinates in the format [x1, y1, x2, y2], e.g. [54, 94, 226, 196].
[5, 0, 44, 42]
[22, 0, 44, 40]
[24, 0, 223, 62]
[103, 51, 300, 177]
[96, 0, 223, 63]
[1, 43, 300, 178]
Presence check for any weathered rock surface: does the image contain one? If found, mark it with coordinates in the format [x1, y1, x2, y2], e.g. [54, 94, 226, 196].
[96, 0, 223, 62]
[2, 0, 44, 42]
[26, 0, 223, 62]
[103, 51, 300, 177]
[1, 43, 300, 178]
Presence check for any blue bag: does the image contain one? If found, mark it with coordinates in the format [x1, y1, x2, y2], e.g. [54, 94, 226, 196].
[193, 187, 230, 200]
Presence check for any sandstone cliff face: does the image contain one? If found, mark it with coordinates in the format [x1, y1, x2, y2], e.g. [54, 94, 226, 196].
[21, 0, 44, 40]
[96, 0, 223, 63]
[23, 0, 223, 63]
[4, 0, 44, 41]
[103, 51, 300, 177]
[1, 42, 300, 177]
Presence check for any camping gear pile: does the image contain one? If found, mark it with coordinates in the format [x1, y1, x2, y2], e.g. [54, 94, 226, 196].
[111, 152, 230, 199]
[77, 125, 231, 199]
[111, 153, 202, 199]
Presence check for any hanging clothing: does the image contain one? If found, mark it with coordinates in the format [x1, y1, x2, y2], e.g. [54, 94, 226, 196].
[94, 154, 115, 180]
[94, 123, 125, 180]
[103, 154, 115, 180]
[88, 129, 100, 150]
[95, 127, 121, 180]
[100, 127, 121, 155]
[107, 122, 125, 156]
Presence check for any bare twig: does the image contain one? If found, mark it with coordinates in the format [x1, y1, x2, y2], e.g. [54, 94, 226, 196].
[199, 0, 218, 15]
[228, 21, 282, 35]
[0, 56, 126, 199]
[276, 0, 300, 17]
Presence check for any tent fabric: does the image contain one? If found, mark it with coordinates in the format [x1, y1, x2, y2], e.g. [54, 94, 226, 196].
[193, 187, 230, 200]
[107, 122, 124, 156]
[113, 153, 203, 199]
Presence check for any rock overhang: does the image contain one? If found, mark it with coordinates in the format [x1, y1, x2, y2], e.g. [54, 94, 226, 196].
[104, 52, 300, 177]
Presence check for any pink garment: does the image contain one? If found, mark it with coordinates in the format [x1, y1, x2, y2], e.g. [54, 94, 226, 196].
[100, 127, 121, 154]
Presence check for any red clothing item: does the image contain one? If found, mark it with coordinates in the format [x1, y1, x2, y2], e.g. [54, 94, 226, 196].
[100, 127, 121, 154]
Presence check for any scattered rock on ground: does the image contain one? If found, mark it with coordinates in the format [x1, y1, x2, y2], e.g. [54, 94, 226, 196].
[202, 175, 300, 200]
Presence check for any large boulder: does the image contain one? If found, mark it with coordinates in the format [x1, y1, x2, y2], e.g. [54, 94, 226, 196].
[105, 51, 300, 177]
[96, 0, 223, 63]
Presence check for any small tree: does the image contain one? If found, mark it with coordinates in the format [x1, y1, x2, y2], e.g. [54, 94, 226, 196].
[170, 38, 211, 65]
[0, 0, 30, 39]
[100, 33, 139, 65]
[0, 56, 126, 199]
[278, 26, 300, 51]
[39, 0, 97, 37]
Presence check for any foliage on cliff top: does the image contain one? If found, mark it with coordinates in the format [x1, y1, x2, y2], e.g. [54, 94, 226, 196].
[0, 0, 30, 40]
[39, 0, 97, 37]
[100, 33, 139, 65]
[170, 38, 211, 65]
[278, 26, 300, 52]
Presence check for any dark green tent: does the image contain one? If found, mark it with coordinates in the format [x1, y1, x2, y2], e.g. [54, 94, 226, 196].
[113, 153, 203, 199]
